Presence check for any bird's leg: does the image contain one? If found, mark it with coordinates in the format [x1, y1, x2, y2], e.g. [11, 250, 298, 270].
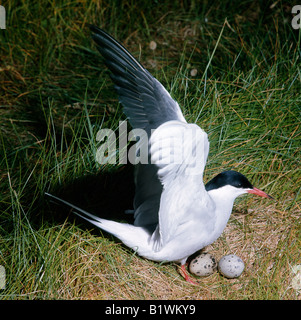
[180, 264, 198, 285]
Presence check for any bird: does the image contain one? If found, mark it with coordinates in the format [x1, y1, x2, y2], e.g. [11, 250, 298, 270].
[46, 26, 273, 284]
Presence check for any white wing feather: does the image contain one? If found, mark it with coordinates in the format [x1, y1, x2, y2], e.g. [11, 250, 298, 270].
[149, 120, 211, 249]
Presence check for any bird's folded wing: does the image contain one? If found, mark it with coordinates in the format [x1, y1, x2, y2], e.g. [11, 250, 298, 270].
[150, 120, 210, 247]
[90, 26, 186, 133]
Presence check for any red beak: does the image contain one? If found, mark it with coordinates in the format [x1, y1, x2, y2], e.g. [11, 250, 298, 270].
[247, 187, 273, 199]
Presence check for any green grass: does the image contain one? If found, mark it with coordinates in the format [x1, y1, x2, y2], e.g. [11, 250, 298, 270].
[0, 0, 300, 299]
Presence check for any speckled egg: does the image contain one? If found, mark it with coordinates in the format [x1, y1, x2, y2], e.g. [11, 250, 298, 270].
[189, 253, 217, 277]
[218, 254, 245, 278]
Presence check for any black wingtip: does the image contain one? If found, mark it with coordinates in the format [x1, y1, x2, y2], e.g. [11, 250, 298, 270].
[89, 25, 112, 39]
[89, 24, 101, 33]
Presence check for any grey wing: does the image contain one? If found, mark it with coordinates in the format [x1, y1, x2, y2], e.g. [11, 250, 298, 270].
[90, 26, 187, 231]
[132, 163, 162, 232]
[90, 26, 186, 134]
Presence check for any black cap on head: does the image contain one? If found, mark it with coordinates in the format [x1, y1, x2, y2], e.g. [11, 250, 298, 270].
[205, 170, 253, 191]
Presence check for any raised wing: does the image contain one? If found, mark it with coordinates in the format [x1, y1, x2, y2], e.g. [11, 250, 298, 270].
[90, 26, 186, 134]
[90, 26, 189, 231]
